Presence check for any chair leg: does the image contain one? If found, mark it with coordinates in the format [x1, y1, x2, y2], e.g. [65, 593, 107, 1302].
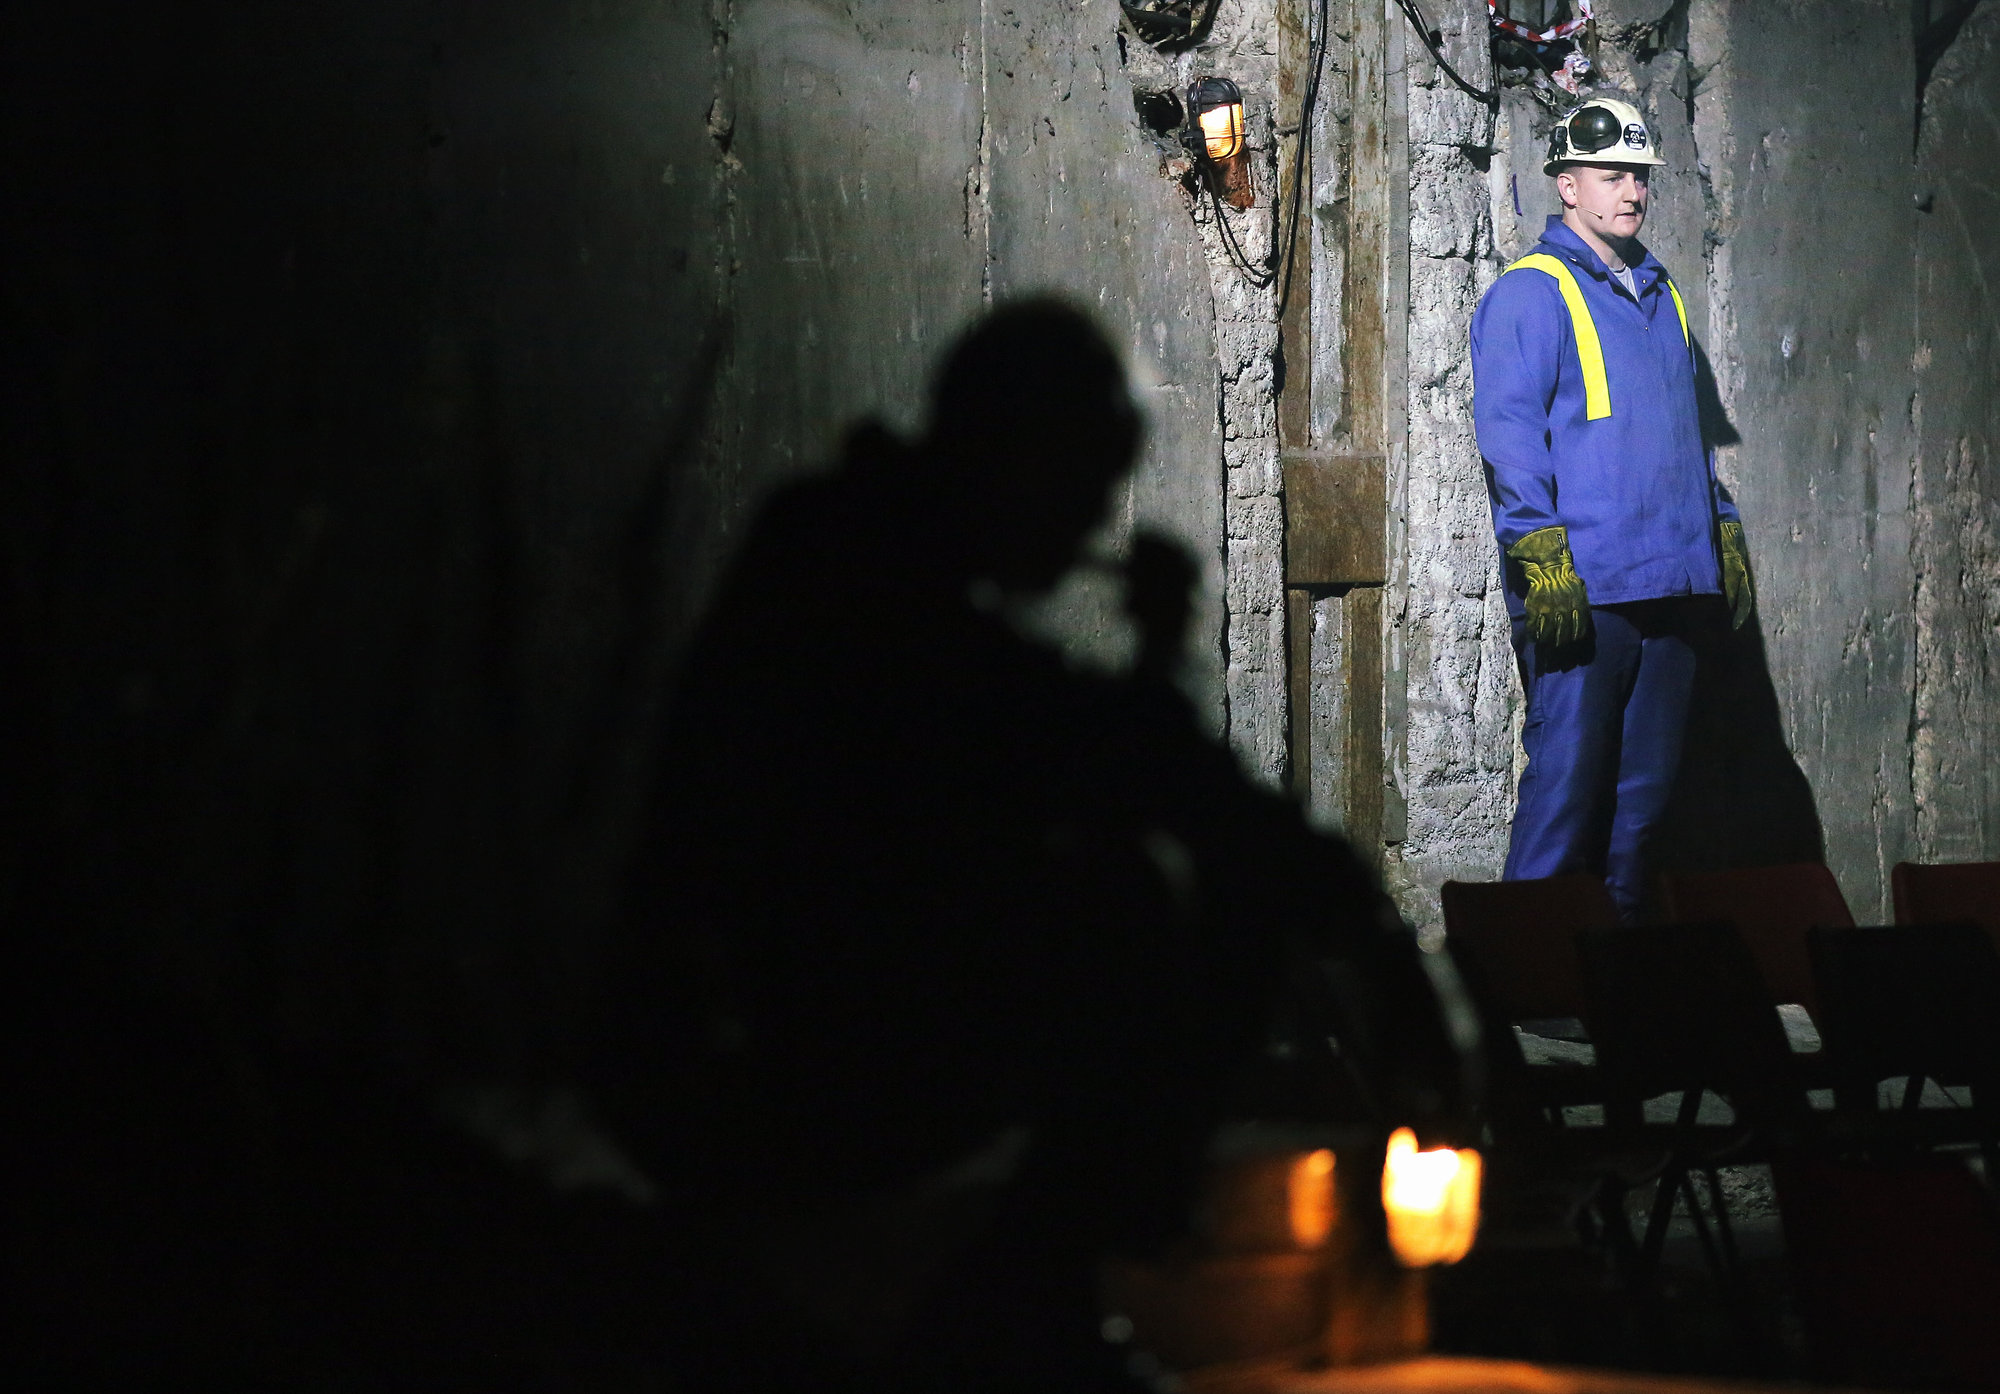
[1638, 1164, 1682, 1277]
[1636, 1091, 1707, 1279]
[1700, 1166, 1741, 1276]
[1594, 1177, 1643, 1280]
[1695, 1167, 1769, 1373]
[1679, 1171, 1724, 1278]
[1972, 1090, 2000, 1181]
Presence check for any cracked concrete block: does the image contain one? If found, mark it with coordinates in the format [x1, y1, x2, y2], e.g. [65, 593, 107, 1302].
[1407, 80, 1494, 154]
[1409, 146, 1489, 259]
[1226, 489, 1285, 547]
[1228, 670, 1289, 780]
[1225, 435, 1280, 495]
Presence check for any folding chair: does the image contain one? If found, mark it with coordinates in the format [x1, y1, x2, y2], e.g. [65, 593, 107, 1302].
[1892, 860, 2000, 945]
[1440, 875, 1617, 1017]
[1657, 862, 1855, 1021]
[1658, 862, 1855, 1113]
[1773, 1148, 2000, 1387]
[1808, 922, 2000, 1164]
[1440, 875, 1618, 1128]
[1577, 920, 1813, 1285]
[1441, 877, 1668, 1272]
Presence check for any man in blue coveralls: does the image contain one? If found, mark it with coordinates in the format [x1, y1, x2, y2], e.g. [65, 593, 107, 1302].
[1472, 96, 1755, 921]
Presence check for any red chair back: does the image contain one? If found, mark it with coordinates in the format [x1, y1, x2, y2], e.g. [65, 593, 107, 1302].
[1892, 861, 2000, 947]
[1440, 875, 1618, 1023]
[1658, 862, 1855, 1016]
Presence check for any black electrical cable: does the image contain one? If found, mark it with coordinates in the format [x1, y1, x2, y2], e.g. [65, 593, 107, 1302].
[1196, 0, 1325, 298]
[1273, 0, 1330, 314]
[1200, 0, 1486, 300]
[1206, 179, 1274, 289]
[1394, 0, 1500, 107]
[1120, 0, 1224, 48]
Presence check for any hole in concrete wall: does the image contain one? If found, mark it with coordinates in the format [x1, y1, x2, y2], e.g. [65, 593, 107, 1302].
[1917, 0, 1985, 141]
[1134, 88, 1185, 137]
[1631, 0, 1691, 65]
[1120, 0, 1222, 52]
[1489, 1, 1603, 96]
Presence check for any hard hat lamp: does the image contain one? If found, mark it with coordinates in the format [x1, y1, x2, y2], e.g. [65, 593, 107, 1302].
[1380, 1127, 1481, 1268]
[1566, 103, 1625, 156]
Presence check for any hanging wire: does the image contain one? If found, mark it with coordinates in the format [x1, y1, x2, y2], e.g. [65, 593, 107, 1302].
[1196, 0, 1326, 300]
[1394, 0, 1500, 107]
[1120, 0, 1224, 48]
[1206, 179, 1275, 289]
[1273, 0, 1330, 313]
[1202, 0, 1495, 294]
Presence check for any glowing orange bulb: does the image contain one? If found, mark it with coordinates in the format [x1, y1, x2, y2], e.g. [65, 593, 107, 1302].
[1380, 1127, 1481, 1268]
[1198, 102, 1246, 161]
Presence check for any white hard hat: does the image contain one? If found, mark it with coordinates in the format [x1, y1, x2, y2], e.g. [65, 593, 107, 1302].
[1543, 97, 1666, 176]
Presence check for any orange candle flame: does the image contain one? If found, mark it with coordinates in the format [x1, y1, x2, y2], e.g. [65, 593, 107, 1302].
[1287, 1148, 1337, 1249]
[1380, 1127, 1481, 1267]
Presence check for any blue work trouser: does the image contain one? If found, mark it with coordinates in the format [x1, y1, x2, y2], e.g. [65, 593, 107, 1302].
[1503, 599, 1703, 921]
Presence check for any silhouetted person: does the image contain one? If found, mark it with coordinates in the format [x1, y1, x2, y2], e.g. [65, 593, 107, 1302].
[604, 301, 1470, 1392]
[1123, 529, 1201, 686]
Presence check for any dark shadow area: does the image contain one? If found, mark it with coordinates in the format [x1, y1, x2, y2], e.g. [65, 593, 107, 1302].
[1650, 340, 1826, 897]
[591, 300, 1474, 1392]
[1652, 613, 1827, 876]
[5, 230, 1473, 1382]
[1690, 337, 1741, 457]
[1918, 0, 1989, 138]
[4, 8, 722, 1384]
[1119, 0, 1225, 51]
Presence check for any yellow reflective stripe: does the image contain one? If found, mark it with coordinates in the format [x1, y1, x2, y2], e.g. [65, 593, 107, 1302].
[1664, 276, 1692, 352]
[1506, 254, 1610, 420]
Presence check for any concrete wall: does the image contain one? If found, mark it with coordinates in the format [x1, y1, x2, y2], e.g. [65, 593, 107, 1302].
[5, 0, 1237, 1071]
[11, 0, 2000, 1032]
[1701, 0, 1919, 920]
[1389, 0, 1514, 925]
[1913, 1, 2000, 864]
[1121, 1, 1298, 784]
[1387, 0, 2000, 927]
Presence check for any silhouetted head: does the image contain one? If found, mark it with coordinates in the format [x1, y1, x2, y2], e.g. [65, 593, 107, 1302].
[922, 300, 1141, 593]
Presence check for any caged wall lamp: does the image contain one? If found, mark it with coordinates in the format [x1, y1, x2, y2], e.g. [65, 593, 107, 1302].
[1188, 76, 1246, 160]
[1184, 77, 1254, 210]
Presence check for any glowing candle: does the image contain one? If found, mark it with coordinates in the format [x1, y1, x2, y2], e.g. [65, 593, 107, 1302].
[1380, 1127, 1481, 1268]
[1287, 1148, 1337, 1249]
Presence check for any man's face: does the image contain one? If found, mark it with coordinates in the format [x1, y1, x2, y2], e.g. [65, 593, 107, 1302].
[1557, 163, 1649, 243]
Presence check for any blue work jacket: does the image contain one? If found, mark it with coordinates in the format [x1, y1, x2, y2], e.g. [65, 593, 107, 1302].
[1472, 216, 1739, 616]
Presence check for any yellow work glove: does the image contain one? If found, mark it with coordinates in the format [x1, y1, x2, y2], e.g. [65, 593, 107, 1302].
[1507, 525, 1591, 647]
[1718, 519, 1754, 630]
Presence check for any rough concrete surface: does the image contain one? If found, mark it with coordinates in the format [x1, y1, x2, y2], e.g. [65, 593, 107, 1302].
[1913, 0, 2000, 865]
[1389, 0, 1517, 929]
[983, 1, 1233, 730]
[1170, 0, 1293, 782]
[1708, 0, 1920, 921]
[4, 0, 1243, 1065]
[1393, 0, 2000, 929]
[11, 0, 2000, 1025]
[707, 1, 1227, 728]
